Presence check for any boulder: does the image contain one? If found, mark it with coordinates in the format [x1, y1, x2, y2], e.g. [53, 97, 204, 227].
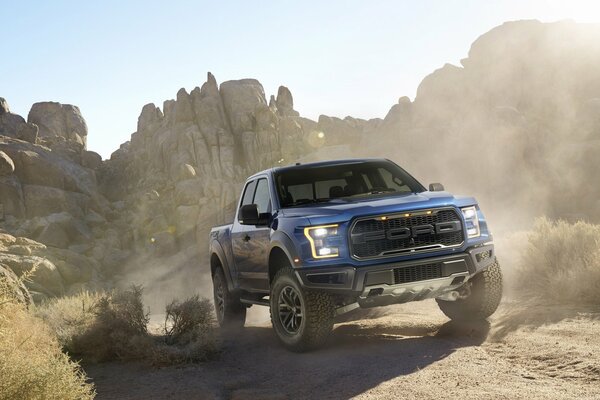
[0, 97, 8, 114]
[275, 86, 299, 117]
[28, 102, 88, 148]
[16, 122, 39, 143]
[22, 185, 89, 218]
[0, 97, 27, 137]
[220, 79, 268, 134]
[137, 103, 163, 132]
[0, 150, 14, 176]
[0, 254, 64, 296]
[42, 248, 99, 284]
[36, 221, 70, 248]
[0, 136, 99, 195]
[0, 176, 25, 218]
[82, 150, 103, 169]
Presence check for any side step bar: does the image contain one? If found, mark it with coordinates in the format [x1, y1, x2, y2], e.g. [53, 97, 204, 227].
[240, 296, 269, 307]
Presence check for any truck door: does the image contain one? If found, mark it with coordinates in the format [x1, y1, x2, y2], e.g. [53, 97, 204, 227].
[231, 179, 256, 284]
[237, 177, 272, 292]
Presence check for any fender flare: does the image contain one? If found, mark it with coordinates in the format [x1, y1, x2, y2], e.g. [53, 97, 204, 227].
[268, 230, 300, 280]
[209, 239, 236, 292]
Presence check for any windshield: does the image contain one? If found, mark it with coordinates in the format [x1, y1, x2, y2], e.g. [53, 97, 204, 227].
[274, 160, 425, 208]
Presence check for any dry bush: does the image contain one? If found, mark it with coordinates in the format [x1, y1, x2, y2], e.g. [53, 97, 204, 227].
[0, 278, 95, 400]
[515, 217, 600, 305]
[72, 285, 150, 362]
[37, 286, 219, 365]
[155, 295, 219, 365]
[36, 291, 101, 352]
[164, 295, 214, 343]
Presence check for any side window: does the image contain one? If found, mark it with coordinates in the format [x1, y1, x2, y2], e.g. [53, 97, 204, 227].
[240, 180, 257, 209]
[253, 179, 271, 214]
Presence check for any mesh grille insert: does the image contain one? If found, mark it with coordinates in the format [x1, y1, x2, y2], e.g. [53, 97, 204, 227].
[350, 209, 464, 259]
[393, 263, 442, 284]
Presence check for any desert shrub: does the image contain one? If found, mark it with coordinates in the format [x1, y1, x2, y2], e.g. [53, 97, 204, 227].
[164, 295, 214, 343]
[36, 291, 101, 352]
[515, 217, 600, 305]
[71, 285, 150, 362]
[154, 295, 219, 364]
[37, 286, 219, 365]
[0, 277, 95, 400]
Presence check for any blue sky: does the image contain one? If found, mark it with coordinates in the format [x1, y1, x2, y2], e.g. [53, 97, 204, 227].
[2, 0, 600, 158]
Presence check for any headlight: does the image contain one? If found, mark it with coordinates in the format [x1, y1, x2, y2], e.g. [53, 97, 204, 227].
[461, 206, 480, 238]
[304, 224, 340, 258]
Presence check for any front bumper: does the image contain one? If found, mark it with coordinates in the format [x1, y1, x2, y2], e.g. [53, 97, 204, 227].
[294, 243, 495, 307]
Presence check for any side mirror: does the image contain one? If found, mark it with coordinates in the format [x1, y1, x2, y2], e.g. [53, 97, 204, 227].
[429, 182, 445, 192]
[239, 204, 270, 226]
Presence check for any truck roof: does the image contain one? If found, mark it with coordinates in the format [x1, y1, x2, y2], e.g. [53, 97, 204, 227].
[248, 158, 389, 180]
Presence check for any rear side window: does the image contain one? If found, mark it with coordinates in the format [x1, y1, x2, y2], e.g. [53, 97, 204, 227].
[253, 178, 271, 214]
[240, 180, 256, 208]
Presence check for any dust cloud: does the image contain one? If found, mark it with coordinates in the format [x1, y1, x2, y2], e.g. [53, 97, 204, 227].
[123, 20, 600, 317]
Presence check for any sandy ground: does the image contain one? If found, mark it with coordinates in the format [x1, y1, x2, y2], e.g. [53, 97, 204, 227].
[85, 300, 600, 400]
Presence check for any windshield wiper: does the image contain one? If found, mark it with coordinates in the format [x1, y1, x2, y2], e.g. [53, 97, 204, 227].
[368, 188, 396, 194]
[287, 198, 338, 207]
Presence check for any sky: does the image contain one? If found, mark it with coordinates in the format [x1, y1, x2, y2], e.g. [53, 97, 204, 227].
[2, 0, 600, 158]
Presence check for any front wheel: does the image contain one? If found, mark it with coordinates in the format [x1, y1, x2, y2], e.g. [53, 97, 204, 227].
[436, 261, 503, 321]
[213, 267, 246, 329]
[270, 268, 335, 352]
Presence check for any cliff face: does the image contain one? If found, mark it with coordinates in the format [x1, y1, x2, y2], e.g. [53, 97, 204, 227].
[2, 20, 600, 301]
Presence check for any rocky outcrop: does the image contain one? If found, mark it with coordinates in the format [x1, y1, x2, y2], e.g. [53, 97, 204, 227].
[97, 72, 369, 259]
[274, 86, 299, 117]
[28, 102, 88, 148]
[0, 97, 39, 144]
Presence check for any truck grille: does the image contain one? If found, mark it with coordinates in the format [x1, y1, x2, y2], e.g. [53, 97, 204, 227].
[394, 263, 442, 284]
[350, 208, 464, 259]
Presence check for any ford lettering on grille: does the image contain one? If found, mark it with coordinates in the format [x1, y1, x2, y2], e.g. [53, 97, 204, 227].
[350, 209, 464, 259]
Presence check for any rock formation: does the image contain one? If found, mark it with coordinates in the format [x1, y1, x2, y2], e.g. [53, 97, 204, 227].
[2, 20, 600, 301]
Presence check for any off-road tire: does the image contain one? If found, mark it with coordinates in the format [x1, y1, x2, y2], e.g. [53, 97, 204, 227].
[270, 267, 335, 352]
[436, 261, 503, 321]
[213, 267, 246, 329]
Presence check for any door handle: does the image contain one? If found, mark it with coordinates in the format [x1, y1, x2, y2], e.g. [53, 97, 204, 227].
[243, 234, 251, 242]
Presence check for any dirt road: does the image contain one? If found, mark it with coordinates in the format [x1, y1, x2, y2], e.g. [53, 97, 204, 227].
[85, 300, 600, 399]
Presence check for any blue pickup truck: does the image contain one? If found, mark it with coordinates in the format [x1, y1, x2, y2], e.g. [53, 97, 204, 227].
[209, 158, 502, 351]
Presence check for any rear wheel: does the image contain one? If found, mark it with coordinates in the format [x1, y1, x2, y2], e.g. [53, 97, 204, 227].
[213, 267, 246, 328]
[436, 261, 503, 321]
[270, 267, 335, 352]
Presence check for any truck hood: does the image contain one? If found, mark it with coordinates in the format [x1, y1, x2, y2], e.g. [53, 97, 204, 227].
[279, 191, 477, 225]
